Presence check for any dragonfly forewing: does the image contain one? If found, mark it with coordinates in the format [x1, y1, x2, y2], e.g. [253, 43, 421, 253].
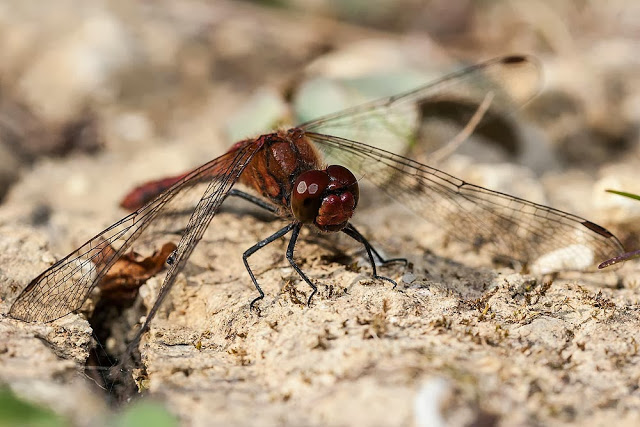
[9, 141, 261, 322]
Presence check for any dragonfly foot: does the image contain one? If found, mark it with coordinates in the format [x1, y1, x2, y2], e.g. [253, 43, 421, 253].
[250, 295, 263, 312]
[374, 274, 398, 289]
[306, 287, 317, 307]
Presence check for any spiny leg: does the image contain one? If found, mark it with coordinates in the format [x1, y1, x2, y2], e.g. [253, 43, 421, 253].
[342, 223, 403, 288]
[286, 223, 318, 306]
[228, 189, 279, 214]
[231, 192, 318, 306]
[244, 222, 296, 310]
[344, 224, 408, 266]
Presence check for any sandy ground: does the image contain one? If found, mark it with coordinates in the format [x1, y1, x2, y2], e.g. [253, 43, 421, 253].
[2, 176, 640, 426]
[1, 1, 640, 426]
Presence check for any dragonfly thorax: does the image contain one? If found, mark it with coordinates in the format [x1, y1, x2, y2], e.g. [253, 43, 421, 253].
[291, 165, 359, 232]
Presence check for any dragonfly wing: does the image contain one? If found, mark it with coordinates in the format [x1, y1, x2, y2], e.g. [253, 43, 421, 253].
[118, 57, 540, 213]
[307, 133, 624, 273]
[300, 56, 541, 155]
[9, 141, 261, 322]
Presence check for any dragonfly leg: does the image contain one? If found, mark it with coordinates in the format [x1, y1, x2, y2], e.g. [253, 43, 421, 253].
[344, 224, 408, 266]
[244, 222, 296, 310]
[342, 224, 400, 288]
[228, 189, 279, 214]
[286, 223, 318, 306]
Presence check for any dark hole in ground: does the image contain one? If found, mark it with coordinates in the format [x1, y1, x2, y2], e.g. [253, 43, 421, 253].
[85, 296, 145, 406]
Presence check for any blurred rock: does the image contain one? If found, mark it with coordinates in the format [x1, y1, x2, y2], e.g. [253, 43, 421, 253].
[303, 38, 447, 79]
[414, 377, 450, 427]
[524, 51, 639, 169]
[225, 88, 290, 141]
[13, 8, 134, 123]
[272, 0, 475, 35]
[0, 141, 20, 201]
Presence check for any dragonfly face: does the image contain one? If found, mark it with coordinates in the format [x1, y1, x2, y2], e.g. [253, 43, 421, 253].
[291, 164, 359, 232]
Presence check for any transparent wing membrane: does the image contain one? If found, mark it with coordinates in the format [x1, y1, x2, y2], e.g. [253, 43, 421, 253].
[307, 132, 623, 272]
[9, 142, 259, 322]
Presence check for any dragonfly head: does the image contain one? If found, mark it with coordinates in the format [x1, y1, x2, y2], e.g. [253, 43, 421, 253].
[291, 165, 359, 232]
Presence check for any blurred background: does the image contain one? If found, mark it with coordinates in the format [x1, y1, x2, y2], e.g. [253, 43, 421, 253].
[0, 0, 639, 247]
[1, 0, 640, 425]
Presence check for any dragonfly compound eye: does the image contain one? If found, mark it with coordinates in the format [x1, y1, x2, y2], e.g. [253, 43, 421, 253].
[326, 165, 359, 209]
[292, 170, 329, 224]
[291, 165, 359, 232]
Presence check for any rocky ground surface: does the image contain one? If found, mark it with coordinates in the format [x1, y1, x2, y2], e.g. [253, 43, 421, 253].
[1, 0, 640, 426]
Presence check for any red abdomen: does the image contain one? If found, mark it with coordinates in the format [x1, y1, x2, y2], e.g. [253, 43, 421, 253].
[120, 130, 321, 212]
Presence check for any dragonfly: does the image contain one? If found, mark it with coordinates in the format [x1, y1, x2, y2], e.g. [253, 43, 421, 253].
[9, 56, 624, 352]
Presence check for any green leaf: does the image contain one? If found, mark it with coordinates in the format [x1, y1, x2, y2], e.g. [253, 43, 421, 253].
[113, 401, 177, 427]
[605, 189, 640, 201]
[0, 387, 65, 427]
[225, 89, 290, 142]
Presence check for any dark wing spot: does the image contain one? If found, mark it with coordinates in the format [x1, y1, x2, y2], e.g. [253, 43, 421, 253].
[581, 220, 614, 238]
[502, 55, 527, 64]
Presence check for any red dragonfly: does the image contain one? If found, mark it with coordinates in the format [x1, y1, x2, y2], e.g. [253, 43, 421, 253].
[9, 56, 624, 346]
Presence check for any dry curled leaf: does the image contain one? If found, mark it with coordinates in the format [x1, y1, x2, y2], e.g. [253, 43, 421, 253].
[93, 241, 177, 304]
